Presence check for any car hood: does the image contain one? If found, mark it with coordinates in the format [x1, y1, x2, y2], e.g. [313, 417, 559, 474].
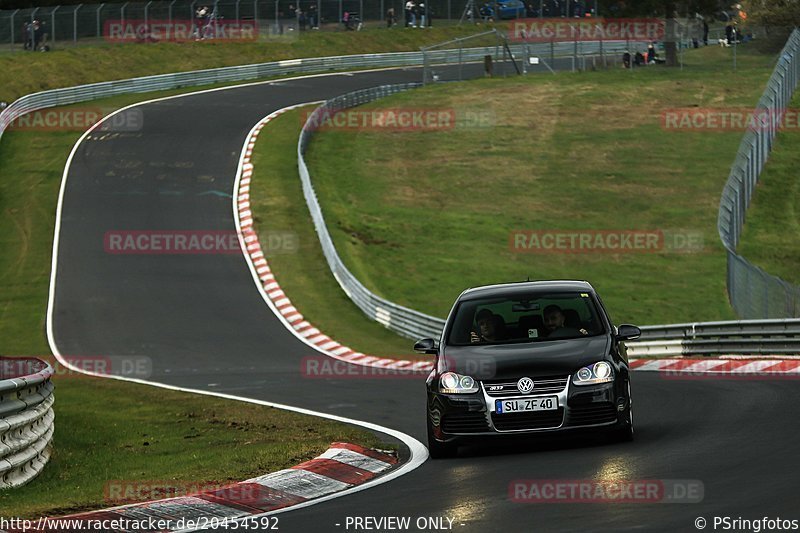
[441, 335, 610, 380]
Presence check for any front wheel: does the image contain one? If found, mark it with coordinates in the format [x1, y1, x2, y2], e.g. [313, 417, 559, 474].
[427, 424, 458, 459]
[610, 382, 634, 442]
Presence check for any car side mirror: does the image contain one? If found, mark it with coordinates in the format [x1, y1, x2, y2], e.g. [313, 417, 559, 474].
[616, 324, 641, 341]
[413, 338, 439, 354]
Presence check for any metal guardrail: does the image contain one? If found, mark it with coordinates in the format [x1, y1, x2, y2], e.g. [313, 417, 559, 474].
[0, 38, 643, 147]
[296, 36, 800, 354]
[630, 319, 800, 357]
[0, 357, 55, 489]
[718, 28, 800, 319]
[297, 83, 446, 340]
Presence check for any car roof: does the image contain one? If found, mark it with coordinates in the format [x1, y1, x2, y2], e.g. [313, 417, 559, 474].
[458, 280, 595, 301]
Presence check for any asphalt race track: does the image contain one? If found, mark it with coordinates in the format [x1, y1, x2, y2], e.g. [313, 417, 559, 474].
[50, 66, 800, 532]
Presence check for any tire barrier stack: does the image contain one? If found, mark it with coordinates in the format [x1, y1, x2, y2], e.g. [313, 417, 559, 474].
[0, 357, 55, 489]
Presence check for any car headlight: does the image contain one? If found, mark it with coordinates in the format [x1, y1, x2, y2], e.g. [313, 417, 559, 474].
[572, 361, 614, 386]
[439, 372, 478, 394]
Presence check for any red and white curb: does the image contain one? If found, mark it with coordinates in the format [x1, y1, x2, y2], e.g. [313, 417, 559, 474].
[45, 443, 397, 531]
[234, 104, 433, 375]
[233, 106, 800, 379]
[629, 357, 800, 375]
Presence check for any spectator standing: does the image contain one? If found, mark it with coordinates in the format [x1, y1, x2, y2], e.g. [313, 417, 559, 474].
[419, 2, 426, 28]
[298, 8, 307, 30]
[405, 0, 416, 28]
[32, 20, 42, 50]
[703, 19, 709, 46]
[308, 3, 318, 29]
[386, 7, 396, 27]
[27, 21, 36, 50]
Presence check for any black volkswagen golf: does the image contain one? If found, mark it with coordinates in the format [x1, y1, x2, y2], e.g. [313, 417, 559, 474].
[415, 280, 640, 458]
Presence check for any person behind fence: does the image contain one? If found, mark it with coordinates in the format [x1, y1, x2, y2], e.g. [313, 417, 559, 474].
[195, 6, 209, 39]
[418, 2, 426, 28]
[386, 7, 396, 27]
[298, 8, 307, 30]
[647, 43, 656, 64]
[307, 3, 318, 29]
[479, 2, 493, 23]
[622, 51, 631, 68]
[27, 21, 37, 51]
[405, 0, 416, 28]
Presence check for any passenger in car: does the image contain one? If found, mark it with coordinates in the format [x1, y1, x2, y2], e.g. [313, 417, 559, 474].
[544, 305, 588, 338]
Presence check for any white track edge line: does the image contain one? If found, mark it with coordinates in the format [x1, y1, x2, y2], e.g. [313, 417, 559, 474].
[45, 85, 428, 532]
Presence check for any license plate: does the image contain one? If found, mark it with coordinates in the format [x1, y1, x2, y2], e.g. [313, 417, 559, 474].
[495, 396, 558, 414]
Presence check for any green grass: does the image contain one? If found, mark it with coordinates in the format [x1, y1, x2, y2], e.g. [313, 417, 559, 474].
[249, 106, 417, 358]
[298, 45, 780, 326]
[736, 93, 800, 285]
[0, 90, 392, 518]
[0, 24, 498, 102]
[0, 372, 387, 519]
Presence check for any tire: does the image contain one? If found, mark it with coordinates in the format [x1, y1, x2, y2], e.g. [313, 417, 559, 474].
[611, 417, 634, 443]
[427, 424, 458, 459]
[610, 382, 634, 443]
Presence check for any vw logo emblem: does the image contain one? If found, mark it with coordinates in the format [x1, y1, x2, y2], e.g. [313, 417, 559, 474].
[517, 377, 534, 394]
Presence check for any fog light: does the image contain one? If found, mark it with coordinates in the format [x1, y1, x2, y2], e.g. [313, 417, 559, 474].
[617, 398, 627, 411]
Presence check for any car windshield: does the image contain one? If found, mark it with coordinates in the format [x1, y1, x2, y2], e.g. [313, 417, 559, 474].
[446, 290, 606, 346]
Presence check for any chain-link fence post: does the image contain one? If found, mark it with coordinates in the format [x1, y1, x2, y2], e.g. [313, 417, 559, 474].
[73, 4, 81, 43]
[96, 4, 104, 38]
[10, 9, 19, 51]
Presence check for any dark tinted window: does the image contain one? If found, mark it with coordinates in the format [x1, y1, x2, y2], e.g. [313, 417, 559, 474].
[446, 291, 605, 346]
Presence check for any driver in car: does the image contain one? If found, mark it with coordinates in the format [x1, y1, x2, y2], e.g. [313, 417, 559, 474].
[470, 309, 502, 343]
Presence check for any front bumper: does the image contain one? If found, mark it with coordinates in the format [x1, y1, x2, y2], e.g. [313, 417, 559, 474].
[428, 378, 629, 441]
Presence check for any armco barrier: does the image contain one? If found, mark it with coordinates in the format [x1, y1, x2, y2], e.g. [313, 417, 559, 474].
[297, 83, 445, 340]
[718, 28, 800, 318]
[631, 319, 800, 357]
[0, 39, 643, 147]
[297, 71, 800, 352]
[0, 357, 55, 488]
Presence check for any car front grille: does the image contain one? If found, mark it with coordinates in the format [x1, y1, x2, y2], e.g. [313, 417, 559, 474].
[441, 412, 490, 433]
[482, 376, 569, 397]
[491, 408, 565, 431]
[567, 402, 618, 426]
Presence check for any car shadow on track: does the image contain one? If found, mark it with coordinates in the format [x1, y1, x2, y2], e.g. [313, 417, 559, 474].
[446, 430, 643, 460]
